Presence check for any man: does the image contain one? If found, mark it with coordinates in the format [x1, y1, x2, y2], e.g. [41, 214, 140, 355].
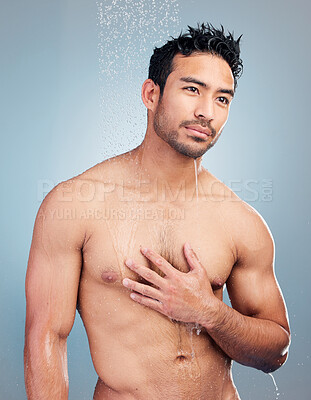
[24, 23, 290, 399]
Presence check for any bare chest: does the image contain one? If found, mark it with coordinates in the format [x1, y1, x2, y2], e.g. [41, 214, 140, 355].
[81, 201, 236, 293]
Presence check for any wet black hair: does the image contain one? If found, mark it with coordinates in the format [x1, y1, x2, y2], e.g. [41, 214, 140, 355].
[148, 23, 243, 95]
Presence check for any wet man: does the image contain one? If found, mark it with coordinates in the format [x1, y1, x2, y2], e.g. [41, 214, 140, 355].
[24, 24, 290, 399]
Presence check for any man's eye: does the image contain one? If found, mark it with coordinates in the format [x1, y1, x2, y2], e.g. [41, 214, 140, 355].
[185, 86, 199, 94]
[218, 97, 229, 105]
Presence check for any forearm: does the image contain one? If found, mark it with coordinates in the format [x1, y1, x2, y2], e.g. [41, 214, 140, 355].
[200, 298, 290, 373]
[24, 330, 69, 399]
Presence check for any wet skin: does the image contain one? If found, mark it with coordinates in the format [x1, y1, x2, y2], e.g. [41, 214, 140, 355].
[76, 161, 242, 400]
[24, 53, 290, 400]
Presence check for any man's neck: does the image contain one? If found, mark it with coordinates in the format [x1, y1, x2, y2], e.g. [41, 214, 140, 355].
[131, 130, 204, 193]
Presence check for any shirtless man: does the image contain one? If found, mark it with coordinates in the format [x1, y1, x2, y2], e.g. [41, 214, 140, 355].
[24, 24, 290, 399]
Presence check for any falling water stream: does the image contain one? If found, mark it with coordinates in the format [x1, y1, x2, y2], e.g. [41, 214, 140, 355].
[269, 373, 280, 399]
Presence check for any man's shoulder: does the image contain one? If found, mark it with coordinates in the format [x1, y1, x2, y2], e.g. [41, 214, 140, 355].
[71, 155, 120, 183]
[228, 198, 275, 269]
[38, 153, 132, 224]
[201, 170, 243, 204]
[71, 151, 132, 184]
[202, 171, 262, 216]
[45, 154, 126, 204]
[222, 194, 273, 260]
[203, 171, 274, 255]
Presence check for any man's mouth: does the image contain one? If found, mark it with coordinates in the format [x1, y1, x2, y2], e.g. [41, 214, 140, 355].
[184, 125, 212, 139]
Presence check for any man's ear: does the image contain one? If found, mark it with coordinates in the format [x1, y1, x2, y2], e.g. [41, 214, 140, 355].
[141, 79, 161, 112]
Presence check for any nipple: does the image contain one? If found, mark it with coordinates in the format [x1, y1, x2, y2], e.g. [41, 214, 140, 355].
[101, 271, 119, 283]
[211, 278, 224, 290]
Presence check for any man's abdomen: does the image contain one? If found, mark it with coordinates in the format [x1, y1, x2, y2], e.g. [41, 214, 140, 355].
[79, 283, 237, 400]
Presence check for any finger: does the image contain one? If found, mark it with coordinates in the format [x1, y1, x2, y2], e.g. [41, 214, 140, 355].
[129, 292, 163, 313]
[122, 278, 163, 301]
[183, 242, 202, 272]
[140, 247, 175, 277]
[124, 259, 166, 288]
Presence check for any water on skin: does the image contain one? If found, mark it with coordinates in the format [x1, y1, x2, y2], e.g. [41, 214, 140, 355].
[171, 159, 202, 382]
[163, 161, 202, 375]
[143, 160, 202, 382]
[187, 323, 201, 381]
[194, 158, 199, 205]
[105, 216, 139, 279]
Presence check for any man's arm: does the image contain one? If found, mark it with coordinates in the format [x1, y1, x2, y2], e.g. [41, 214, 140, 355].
[205, 209, 291, 373]
[24, 183, 84, 399]
[121, 210, 290, 374]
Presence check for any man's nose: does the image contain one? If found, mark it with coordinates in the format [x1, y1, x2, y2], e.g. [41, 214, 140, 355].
[194, 98, 215, 121]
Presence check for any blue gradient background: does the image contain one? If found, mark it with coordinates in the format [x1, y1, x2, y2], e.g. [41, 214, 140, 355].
[1, 0, 310, 398]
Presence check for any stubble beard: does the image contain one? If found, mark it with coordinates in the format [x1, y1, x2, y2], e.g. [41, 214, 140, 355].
[153, 100, 217, 159]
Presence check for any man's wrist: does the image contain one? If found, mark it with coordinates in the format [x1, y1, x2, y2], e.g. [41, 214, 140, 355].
[197, 295, 222, 330]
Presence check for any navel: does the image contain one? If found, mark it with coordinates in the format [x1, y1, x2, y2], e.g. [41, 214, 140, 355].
[175, 354, 190, 363]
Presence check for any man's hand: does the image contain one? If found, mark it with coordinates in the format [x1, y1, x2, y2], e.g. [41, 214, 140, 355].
[122, 243, 216, 324]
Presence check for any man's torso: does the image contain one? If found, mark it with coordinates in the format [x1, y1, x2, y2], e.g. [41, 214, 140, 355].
[65, 154, 242, 399]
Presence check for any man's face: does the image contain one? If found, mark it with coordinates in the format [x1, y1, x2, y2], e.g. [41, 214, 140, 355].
[153, 53, 235, 159]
